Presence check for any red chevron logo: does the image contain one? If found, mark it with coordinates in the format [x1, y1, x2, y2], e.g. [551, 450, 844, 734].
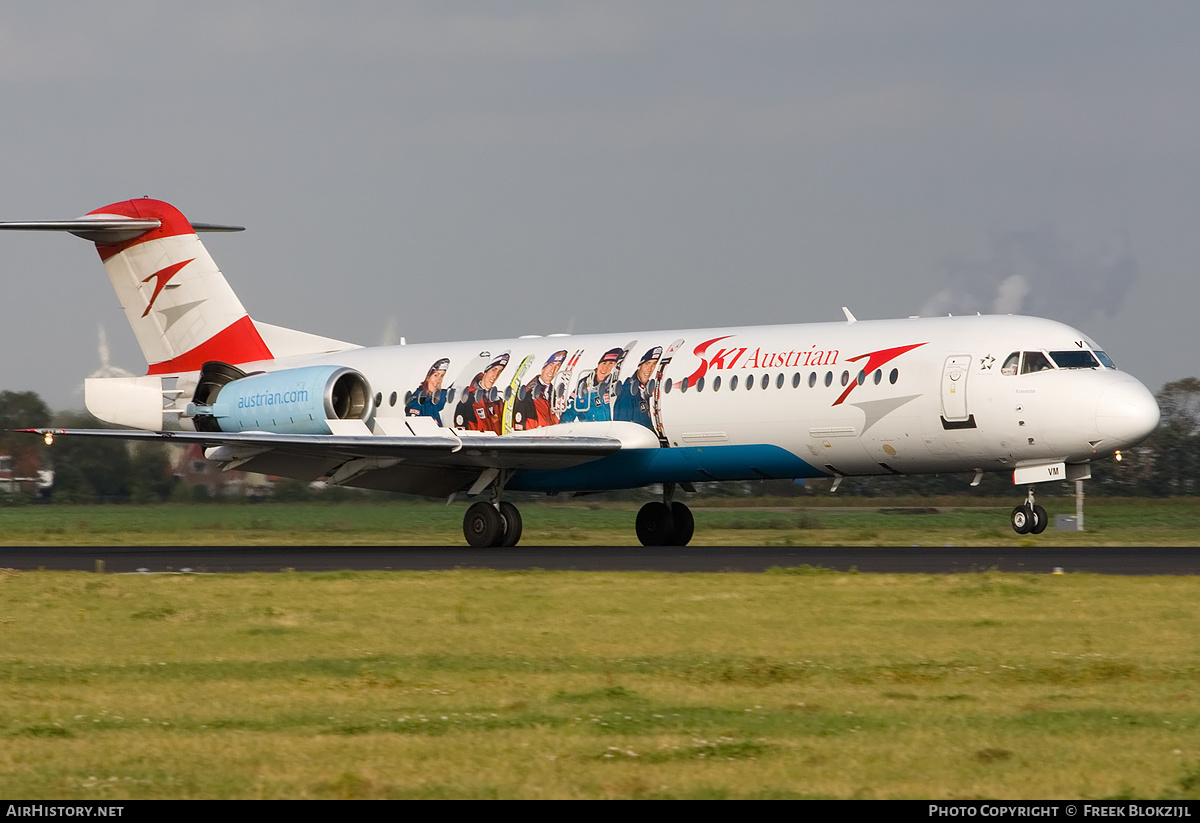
[141, 258, 195, 318]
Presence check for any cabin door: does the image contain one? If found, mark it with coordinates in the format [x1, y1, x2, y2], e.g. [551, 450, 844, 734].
[940, 355, 972, 424]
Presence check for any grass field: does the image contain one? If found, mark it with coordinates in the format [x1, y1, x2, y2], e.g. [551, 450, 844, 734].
[1, 568, 1199, 799]
[2, 499, 1197, 798]
[0, 497, 1198, 546]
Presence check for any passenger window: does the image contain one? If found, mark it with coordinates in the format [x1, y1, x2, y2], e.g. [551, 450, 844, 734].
[747, 374, 755, 390]
[696, 376, 705, 392]
[664, 378, 673, 393]
[1021, 351, 1054, 374]
[857, 370, 865, 386]
[680, 377, 689, 393]
[713, 375, 721, 392]
[889, 369, 898, 385]
[389, 391, 398, 407]
[730, 375, 739, 391]
[1001, 352, 1020, 376]
[375, 392, 383, 408]
[762, 374, 771, 390]
[809, 372, 817, 388]
[873, 369, 882, 385]
[825, 371, 833, 387]
[792, 372, 801, 389]
[840, 370, 849, 387]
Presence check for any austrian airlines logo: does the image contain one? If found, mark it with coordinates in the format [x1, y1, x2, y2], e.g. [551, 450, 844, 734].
[834, 342, 926, 405]
[140, 258, 194, 317]
[686, 335, 926, 407]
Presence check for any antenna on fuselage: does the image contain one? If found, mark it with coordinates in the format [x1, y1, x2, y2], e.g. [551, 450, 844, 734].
[842, 307, 857, 324]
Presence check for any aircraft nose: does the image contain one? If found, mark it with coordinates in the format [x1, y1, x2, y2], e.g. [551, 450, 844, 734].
[1095, 377, 1160, 445]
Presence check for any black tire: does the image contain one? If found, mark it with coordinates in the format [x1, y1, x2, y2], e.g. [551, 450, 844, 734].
[498, 502, 523, 547]
[636, 501, 675, 546]
[1030, 504, 1048, 535]
[670, 502, 694, 546]
[464, 502, 502, 548]
[1011, 505, 1031, 535]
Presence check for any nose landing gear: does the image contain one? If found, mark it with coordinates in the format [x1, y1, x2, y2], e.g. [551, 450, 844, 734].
[1010, 487, 1048, 535]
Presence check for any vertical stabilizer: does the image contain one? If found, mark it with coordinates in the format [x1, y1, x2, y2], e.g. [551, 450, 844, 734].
[0, 197, 360, 375]
[87, 198, 274, 374]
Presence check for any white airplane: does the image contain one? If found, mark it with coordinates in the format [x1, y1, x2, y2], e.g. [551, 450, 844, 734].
[1, 198, 1160, 546]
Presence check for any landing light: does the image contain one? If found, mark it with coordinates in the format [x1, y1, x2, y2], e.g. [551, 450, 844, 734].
[43, 432, 54, 446]
[1114, 450, 1123, 462]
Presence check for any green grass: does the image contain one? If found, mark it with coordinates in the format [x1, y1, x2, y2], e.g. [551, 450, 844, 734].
[0, 497, 1197, 545]
[1, 569, 1199, 798]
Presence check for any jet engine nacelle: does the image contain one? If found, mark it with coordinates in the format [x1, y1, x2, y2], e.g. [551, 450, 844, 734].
[186, 364, 374, 435]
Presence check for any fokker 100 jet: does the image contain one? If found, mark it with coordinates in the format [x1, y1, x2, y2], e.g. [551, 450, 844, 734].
[0, 198, 1160, 546]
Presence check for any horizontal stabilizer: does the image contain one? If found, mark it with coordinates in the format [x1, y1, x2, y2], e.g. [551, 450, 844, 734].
[0, 218, 243, 243]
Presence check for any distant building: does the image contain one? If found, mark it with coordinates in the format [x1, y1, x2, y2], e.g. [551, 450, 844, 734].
[171, 444, 273, 497]
[0, 454, 53, 496]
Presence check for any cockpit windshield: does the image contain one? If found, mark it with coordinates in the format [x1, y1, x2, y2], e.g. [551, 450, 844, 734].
[1001, 348, 1113, 375]
[1049, 350, 1100, 369]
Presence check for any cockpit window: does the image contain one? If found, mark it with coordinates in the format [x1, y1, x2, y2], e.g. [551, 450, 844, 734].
[1020, 351, 1054, 374]
[1001, 352, 1020, 376]
[1094, 350, 1116, 369]
[1049, 350, 1100, 369]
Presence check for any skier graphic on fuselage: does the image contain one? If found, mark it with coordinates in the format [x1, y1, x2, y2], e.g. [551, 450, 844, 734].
[454, 351, 509, 433]
[613, 346, 661, 430]
[560, 347, 622, 424]
[512, 349, 567, 430]
[405, 357, 450, 425]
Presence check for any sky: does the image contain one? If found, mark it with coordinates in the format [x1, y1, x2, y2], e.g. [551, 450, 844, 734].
[1, 1, 1197, 411]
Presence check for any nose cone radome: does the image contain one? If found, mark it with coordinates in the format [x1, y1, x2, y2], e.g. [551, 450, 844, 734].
[1096, 377, 1160, 445]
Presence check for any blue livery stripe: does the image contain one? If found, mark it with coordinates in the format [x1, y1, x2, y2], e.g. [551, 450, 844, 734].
[510, 443, 824, 492]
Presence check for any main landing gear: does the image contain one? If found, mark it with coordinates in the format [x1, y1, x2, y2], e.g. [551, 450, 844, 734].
[463, 501, 523, 548]
[1010, 487, 1048, 535]
[635, 483, 694, 546]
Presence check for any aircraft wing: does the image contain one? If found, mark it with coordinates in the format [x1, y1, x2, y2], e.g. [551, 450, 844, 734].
[24, 427, 624, 469]
[20, 422, 652, 496]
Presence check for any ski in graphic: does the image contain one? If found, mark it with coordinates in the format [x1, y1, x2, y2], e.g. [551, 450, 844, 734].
[551, 348, 586, 416]
[500, 354, 535, 435]
[606, 339, 638, 417]
[651, 338, 686, 447]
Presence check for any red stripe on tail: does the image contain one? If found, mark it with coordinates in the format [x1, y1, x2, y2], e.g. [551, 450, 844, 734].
[146, 316, 273, 375]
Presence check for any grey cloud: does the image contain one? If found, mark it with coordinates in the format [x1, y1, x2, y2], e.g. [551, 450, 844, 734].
[920, 226, 1136, 325]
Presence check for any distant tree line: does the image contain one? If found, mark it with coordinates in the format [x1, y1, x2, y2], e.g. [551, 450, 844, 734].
[0, 392, 174, 504]
[0, 378, 1197, 504]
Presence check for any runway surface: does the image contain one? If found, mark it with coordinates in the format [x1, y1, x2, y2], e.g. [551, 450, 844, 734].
[1, 545, 1197, 575]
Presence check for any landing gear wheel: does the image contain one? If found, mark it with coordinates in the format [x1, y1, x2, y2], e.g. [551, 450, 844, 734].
[464, 502, 503, 548]
[636, 501, 675, 546]
[670, 502, 694, 546]
[498, 502, 523, 547]
[1011, 504, 1032, 535]
[1030, 504, 1048, 535]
